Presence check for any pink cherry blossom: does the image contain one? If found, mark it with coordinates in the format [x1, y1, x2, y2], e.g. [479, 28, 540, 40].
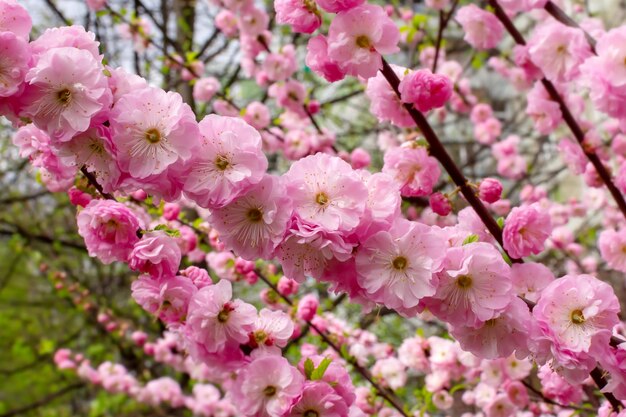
[598, 229, 626, 273]
[306, 35, 347, 83]
[207, 175, 292, 260]
[287, 381, 349, 417]
[244, 101, 271, 130]
[193, 77, 220, 102]
[185, 280, 257, 353]
[316, 0, 364, 13]
[29, 26, 101, 62]
[233, 355, 304, 417]
[296, 294, 319, 321]
[131, 274, 197, 324]
[0, 32, 30, 97]
[478, 178, 503, 204]
[533, 274, 620, 353]
[0, 0, 32, 39]
[274, 0, 322, 34]
[24, 47, 110, 142]
[249, 308, 294, 350]
[285, 152, 367, 232]
[77, 200, 142, 264]
[450, 298, 530, 359]
[503, 203, 552, 259]
[510, 262, 554, 302]
[183, 115, 267, 209]
[398, 69, 453, 112]
[382, 145, 441, 197]
[455, 5, 504, 50]
[356, 219, 446, 311]
[527, 21, 592, 83]
[327, 4, 400, 79]
[365, 64, 414, 127]
[421, 242, 514, 328]
[215, 9, 239, 37]
[110, 86, 199, 179]
[128, 231, 182, 278]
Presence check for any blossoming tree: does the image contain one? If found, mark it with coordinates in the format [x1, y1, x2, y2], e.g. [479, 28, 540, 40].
[3, 0, 626, 416]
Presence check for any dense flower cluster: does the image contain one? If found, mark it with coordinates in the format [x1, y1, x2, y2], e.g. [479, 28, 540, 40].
[4, 0, 626, 415]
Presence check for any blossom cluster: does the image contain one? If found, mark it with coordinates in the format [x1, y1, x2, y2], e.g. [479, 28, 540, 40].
[4, 0, 626, 415]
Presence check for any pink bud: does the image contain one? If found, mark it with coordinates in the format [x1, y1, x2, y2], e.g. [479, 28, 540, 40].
[350, 147, 371, 169]
[277, 276, 299, 295]
[478, 178, 503, 203]
[429, 192, 452, 216]
[307, 100, 321, 114]
[162, 203, 181, 221]
[68, 187, 92, 207]
[297, 294, 319, 321]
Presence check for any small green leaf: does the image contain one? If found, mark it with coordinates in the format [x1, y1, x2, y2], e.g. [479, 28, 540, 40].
[304, 358, 315, 380]
[311, 357, 332, 380]
[497, 217, 505, 228]
[462, 234, 479, 245]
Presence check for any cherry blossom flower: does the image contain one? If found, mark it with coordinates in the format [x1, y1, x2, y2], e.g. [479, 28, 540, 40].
[455, 5, 504, 50]
[24, 47, 111, 142]
[285, 152, 368, 232]
[503, 203, 552, 259]
[77, 200, 142, 264]
[327, 4, 400, 79]
[421, 242, 514, 328]
[110, 86, 199, 179]
[356, 219, 446, 311]
[233, 355, 304, 417]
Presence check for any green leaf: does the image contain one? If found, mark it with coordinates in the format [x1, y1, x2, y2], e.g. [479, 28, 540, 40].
[311, 357, 332, 380]
[412, 14, 429, 28]
[462, 234, 479, 245]
[497, 217, 505, 229]
[304, 358, 314, 380]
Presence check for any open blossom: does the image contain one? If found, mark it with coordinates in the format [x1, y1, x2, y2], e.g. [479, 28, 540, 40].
[527, 21, 591, 83]
[55, 127, 120, 194]
[285, 153, 367, 232]
[533, 274, 619, 353]
[29, 25, 101, 62]
[131, 274, 197, 324]
[185, 280, 257, 353]
[503, 203, 552, 259]
[234, 355, 304, 417]
[249, 308, 294, 350]
[365, 64, 413, 127]
[287, 381, 348, 417]
[110, 86, 199, 179]
[316, 0, 364, 13]
[327, 4, 400, 79]
[129, 231, 182, 278]
[510, 262, 554, 302]
[274, 0, 321, 34]
[244, 101, 271, 130]
[306, 35, 346, 83]
[398, 69, 453, 112]
[382, 145, 441, 197]
[207, 175, 292, 261]
[0, 0, 32, 39]
[24, 47, 111, 142]
[450, 298, 531, 359]
[77, 200, 142, 264]
[0, 32, 30, 97]
[183, 115, 267, 209]
[455, 5, 503, 50]
[215, 9, 238, 37]
[193, 77, 220, 102]
[421, 242, 514, 328]
[356, 219, 446, 311]
[598, 229, 626, 273]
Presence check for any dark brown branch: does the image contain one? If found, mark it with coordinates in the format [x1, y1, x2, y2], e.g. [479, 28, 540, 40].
[544, 1, 596, 53]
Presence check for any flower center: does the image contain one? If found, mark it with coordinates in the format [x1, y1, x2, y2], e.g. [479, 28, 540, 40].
[254, 329, 268, 344]
[456, 275, 472, 289]
[304, 411, 319, 417]
[356, 35, 372, 49]
[392, 256, 408, 271]
[485, 318, 497, 327]
[571, 309, 585, 325]
[215, 155, 230, 171]
[247, 207, 263, 223]
[217, 303, 234, 323]
[145, 128, 161, 144]
[315, 192, 329, 206]
[263, 386, 277, 397]
[57, 88, 72, 105]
